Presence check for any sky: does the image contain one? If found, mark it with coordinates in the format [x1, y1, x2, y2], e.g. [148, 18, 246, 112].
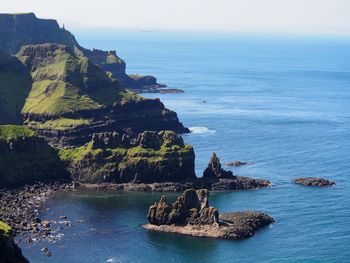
[1, 0, 350, 35]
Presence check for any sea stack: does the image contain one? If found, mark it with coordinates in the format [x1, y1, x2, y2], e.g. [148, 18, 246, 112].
[144, 189, 274, 240]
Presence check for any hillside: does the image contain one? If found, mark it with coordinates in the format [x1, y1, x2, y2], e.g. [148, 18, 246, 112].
[0, 12, 163, 91]
[14, 43, 188, 147]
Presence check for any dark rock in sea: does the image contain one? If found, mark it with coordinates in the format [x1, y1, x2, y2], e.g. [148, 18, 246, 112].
[144, 189, 274, 240]
[202, 153, 271, 191]
[203, 153, 234, 180]
[226, 161, 249, 167]
[293, 177, 335, 187]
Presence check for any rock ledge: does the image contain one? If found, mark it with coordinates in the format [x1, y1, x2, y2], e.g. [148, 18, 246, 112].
[293, 177, 335, 187]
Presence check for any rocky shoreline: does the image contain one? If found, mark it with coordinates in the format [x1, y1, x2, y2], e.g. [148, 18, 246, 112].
[0, 182, 73, 244]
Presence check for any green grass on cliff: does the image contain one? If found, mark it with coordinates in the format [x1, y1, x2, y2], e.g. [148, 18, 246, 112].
[27, 118, 91, 131]
[0, 125, 68, 187]
[59, 142, 193, 163]
[0, 221, 11, 238]
[17, 44, 126, 115]
[0, 125, 36, 141]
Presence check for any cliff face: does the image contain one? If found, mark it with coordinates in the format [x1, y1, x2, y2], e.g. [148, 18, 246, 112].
[15, 43, 187, 147]
[0, 221, 28, 263]
[0, 13, 163, 90]
[60, 131, 195, 183]
[0, 125, 68, 188]
[0, 51, 32, 125]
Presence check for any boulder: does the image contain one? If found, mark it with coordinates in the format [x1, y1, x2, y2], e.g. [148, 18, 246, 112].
[137, 131, 161, 149]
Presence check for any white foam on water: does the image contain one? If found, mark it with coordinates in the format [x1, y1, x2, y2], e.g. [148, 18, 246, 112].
[189, 126, 216, 134]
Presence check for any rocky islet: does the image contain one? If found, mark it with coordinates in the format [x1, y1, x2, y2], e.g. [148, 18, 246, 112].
[144, 189, 274, 240]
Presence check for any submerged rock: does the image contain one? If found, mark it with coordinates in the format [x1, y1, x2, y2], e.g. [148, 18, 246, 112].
[226, 161, 249, 167]
[144, 189, 274, 240]
[293, 177, 335, 187]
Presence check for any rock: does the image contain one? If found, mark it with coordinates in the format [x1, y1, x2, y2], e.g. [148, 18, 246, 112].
[137, 131, 161, 149]
[147, 189, 219, 226]
[226, 161, 249, 167]
[293, 177, 335, 187]
[203, 153, 234, 181]
[210, 177, 271, 191]
[0, 221, 29, 262]
[144, 190, 274, 240]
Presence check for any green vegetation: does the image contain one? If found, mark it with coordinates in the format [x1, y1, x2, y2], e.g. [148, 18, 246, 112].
[28, 118, 91, 131]
[17, 44, 125, 115]
[59, 141, 193, 163]
[117, 90, 145, 102]
[0, 125, 36, 141]
[0, 125, 67, 187]
[0, 221, 11, 238]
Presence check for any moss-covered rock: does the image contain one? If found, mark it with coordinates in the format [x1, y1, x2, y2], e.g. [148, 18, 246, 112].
[0, 125, 68, 188]
[0, 221, 28, 263]
[60, 131, 195, 183]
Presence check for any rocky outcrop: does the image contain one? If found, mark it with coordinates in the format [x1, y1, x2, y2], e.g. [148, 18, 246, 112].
[0, 221, 28, 263]
[147, 189, 219, 226]
[0, 12, 169, 92]
[203, 153, 233, 180]
[61, 131, 196, 184]
[0, 125, 68, 188]
[202, 153, 271, 190]
[293, 177, 335, 187]
[144, 189, 274, 240]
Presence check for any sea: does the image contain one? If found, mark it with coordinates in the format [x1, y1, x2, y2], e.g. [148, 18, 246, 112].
[20, 30, 350, 262]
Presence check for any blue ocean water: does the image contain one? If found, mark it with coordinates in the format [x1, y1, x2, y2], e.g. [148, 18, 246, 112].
[21, 31, 350, 262]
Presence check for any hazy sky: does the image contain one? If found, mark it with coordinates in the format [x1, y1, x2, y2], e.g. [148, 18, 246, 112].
[2, 0, 350, 35]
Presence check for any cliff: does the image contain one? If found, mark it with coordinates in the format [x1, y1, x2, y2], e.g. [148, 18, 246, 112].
[0, 13, 165, 91]
[15, 43, 187, 147]
[0, 125, 68, 188]
[60, 131, 195, 183]
[0, 51, 32, 125]
[0, 221, 28, 263]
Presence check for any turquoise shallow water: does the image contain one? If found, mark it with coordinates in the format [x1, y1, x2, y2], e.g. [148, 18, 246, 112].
[21, 31, 350, 262]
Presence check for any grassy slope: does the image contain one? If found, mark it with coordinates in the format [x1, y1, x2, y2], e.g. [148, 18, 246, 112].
[0, 125, 36, 141]
[17, 44, 127, 115]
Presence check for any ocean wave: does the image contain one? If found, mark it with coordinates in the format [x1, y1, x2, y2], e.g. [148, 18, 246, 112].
[189, 126, 216, 134]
